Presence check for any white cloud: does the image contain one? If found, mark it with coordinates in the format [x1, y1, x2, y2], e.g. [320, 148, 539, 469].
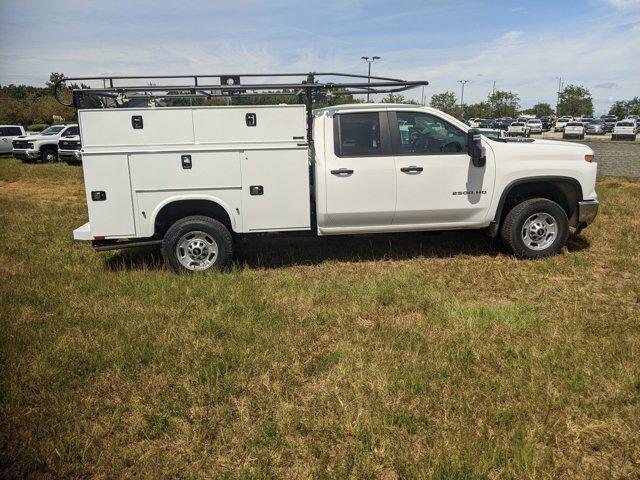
[604, 0, 640, 11]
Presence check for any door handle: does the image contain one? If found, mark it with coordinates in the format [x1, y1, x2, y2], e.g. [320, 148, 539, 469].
[331, 168, 354, 176]
[400, 165, 423, 173]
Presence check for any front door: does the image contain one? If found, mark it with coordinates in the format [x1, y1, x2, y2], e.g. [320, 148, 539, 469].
[389, 110, 494, 227]
[324, 111, 396, 227]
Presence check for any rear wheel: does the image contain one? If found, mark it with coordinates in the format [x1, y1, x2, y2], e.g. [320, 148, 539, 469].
[501, 198, 569, 259]
[162, 215, 233, 273]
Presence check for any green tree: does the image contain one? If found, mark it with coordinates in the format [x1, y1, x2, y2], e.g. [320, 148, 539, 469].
[381, 93, 418, 104]
[46, 72, 66, 91]
[487, 90, 520, 118]
[429, 91, 460, 116]
[465, 102, 491, 119]
[608, 97, 640, 118]
[524, 102, 554, 118]
[608, 100, 627, 119]
[557, 85, 593, 117]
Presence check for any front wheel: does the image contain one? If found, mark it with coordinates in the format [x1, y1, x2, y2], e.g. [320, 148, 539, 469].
[162, 216, 233, 273]
[41, 149, 57, 163]
[501, 198, 569, 259]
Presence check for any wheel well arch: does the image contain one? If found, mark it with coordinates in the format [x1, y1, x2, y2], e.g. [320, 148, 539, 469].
[491, 176, 583, 235]
[153, 198, 235, 237]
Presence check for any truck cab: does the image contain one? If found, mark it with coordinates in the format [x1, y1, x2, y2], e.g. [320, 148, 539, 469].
[12, 124, 79, 163]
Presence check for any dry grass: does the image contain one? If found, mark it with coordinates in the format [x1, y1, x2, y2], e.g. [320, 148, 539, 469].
[0, 158, 639, 479]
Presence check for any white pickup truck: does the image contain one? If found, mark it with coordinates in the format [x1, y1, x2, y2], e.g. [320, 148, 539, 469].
[12, 124, 79, 163]
[61, 73, 599, 272]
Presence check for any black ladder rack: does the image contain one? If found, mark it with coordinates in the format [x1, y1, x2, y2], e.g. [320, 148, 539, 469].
[53, 72, 428, 109]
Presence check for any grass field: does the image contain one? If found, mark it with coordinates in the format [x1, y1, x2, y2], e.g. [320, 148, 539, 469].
[1, 156, 639, 479]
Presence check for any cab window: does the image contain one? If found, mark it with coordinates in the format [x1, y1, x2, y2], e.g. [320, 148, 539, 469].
[63, 126, 79, 136]
[394, 112, 467, 155]
[336, 113, 382, 157]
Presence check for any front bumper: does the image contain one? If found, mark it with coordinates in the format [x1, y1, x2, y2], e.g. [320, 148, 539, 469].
[12, 149, 39, 160]
[578, 199, 599, 226]
[59, 150, 82, 162]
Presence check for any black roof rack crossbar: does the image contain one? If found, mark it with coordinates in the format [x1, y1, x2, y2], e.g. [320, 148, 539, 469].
[53, 72, 428, 108]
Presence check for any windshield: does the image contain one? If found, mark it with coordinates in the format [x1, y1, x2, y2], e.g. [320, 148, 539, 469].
[528, 120, 541, 123]
[567, 122, 583, 126]
[511, 122, 524, 126]
[40, 126, 65, 136]
[617, 122, 633, 127]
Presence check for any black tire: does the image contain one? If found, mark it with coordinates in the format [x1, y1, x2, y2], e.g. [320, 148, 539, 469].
[41, 148, 57, 163]
[162, 215, 233, 273]
[500, 198, 569, 259]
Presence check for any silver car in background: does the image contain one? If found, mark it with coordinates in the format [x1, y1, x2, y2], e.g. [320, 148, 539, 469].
[585, 119, 605, 135]
[526, 118, 543, 134]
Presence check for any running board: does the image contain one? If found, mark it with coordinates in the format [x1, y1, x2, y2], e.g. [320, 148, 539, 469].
[92, 239, 162, 251]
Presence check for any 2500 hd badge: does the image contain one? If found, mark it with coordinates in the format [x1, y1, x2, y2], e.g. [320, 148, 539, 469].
[452, 190, 487, 195]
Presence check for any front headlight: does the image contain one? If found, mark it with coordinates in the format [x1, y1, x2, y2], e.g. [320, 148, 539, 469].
[585, 154, 594, 163]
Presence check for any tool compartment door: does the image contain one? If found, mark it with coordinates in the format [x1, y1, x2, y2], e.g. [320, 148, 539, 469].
[241, 148, 310, 231]
[83, 153, 136, 238]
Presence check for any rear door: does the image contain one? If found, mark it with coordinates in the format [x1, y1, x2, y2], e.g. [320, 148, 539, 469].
[0, 128, 10, 153]
[390, 110, 494, 227]
[323, 111, 396, 227]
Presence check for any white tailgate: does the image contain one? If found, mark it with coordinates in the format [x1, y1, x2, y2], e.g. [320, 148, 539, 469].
[83, 154, 136, 238]
[241, 149, 310, 231]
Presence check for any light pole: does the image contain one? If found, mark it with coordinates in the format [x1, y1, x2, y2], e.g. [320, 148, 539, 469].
[361, 56, 380, 102]
[555, 77, 563, 116]
[457, 80, 468, 117]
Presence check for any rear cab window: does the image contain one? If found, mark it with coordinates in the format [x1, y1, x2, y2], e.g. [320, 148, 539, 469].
[334, 112, 385, 157]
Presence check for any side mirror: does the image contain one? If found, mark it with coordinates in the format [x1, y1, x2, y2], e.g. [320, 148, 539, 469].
[467, 128, 486, 168]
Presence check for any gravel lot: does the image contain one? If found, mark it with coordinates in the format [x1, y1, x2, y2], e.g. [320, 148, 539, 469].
[536, 132, 640, 179]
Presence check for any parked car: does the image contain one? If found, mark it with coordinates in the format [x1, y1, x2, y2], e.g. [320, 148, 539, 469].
[603, 116, 617, 133]
[507, 121, 531, 137]
[585, 119, 605, 135]
[58, 135, 82, 165]
[0, 125, 25, 154]
[12, 124, 79, 163]
[526, 118, 543, 134]
[563, 122, 585, 140]
[612, 120, 637, 140]
[477, 119, 496, 129]
[477, 128, 506, 140]
[540, 117, 551, 132]
[554, 117, 572, 132]
[580, 117, 594, 128]
[496, 118, 514, 131]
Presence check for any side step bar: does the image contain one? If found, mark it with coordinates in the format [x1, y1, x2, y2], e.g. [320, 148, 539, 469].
[92, 239, 162, 252]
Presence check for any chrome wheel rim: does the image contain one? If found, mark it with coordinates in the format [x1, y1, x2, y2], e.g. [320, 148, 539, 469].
[522, 212, 557, 251]
[175, 231, 218, 271]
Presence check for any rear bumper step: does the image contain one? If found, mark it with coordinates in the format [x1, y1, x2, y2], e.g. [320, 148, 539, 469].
[92, 239, 162, 252]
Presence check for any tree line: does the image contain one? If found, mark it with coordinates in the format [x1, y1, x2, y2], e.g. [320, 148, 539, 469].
[430, 84, 638, 119]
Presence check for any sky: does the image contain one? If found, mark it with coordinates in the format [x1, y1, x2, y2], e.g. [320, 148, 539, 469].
[0, 0, 639, 114]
